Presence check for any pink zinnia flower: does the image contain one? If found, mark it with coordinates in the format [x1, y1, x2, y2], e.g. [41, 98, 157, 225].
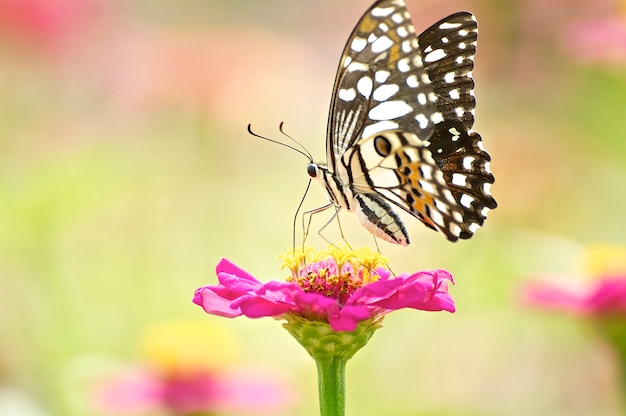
[523, 277, 626, 317]
[563, 17, 626, 65]
[97, 367, 289, 415]
[0, 0, 104, 52]
[94, 320, 291, 415]
[521, 244, 626, 390]
[194, 246, 455, 416]
[193, 246, 455, 332]
[522, 244, 626, 318]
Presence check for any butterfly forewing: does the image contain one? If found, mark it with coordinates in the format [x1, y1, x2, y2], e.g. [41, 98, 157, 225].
[418, 12, 478, 129]
[326, 0, 437, 171]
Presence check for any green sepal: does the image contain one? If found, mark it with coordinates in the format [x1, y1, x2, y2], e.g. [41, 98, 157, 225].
[282, 315, 383, 363]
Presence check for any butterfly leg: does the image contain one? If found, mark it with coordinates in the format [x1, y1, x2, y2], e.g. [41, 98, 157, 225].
[316, 206, 342, 247]
[301, 202, 335, 247]
[301, 203, 352, 248]
[372, 234, 381, 254]
[369, 234, 396, 277]
[334, 213, 353, 250]
[315, 206, 353, 249]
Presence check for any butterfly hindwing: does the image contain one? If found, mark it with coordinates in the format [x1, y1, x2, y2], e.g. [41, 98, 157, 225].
[345, 130, 467, 242]
[430, 122, 496, 233]
[417, 12, 497, 235]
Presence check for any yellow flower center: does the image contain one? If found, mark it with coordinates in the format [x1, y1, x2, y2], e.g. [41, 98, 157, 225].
[279, 245, 388, 304]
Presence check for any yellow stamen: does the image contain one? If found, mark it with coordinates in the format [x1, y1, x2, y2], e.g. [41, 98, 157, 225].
[279, 245, 388, 284]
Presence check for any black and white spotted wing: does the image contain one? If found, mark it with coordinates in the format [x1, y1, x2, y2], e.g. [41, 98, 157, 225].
[326, 0, 436, 170]
[418, 12, 497, 235]
[306, 0, 496, 245]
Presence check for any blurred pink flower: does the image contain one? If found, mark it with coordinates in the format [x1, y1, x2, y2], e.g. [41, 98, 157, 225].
[521, 244, 626, 400]
[522, 276, 626, 317]
[0, 0, 104, 52]
[100, 27, 321, 126]
[97, 367, 289, 415]
[193, 247, 455, 332]
[563, 17, 626, 64]
[94, 320, 292, 415]
[522, 244, 626, 317]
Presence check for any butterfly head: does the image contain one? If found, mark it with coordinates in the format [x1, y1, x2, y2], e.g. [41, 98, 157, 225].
[307, 162, 347, 209]
[307, 163, 331, 193]
[306, 163, 326, 179]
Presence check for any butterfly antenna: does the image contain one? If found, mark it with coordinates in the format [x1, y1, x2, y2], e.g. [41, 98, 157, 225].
[279, 122, 314, 161]
[247, 124, 312, 162]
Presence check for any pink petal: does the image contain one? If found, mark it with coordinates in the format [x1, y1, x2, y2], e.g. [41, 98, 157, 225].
[586, 277, 626, 315]
[216, 258, 260, 283]
[388, 271, 450, 307]
[213, 369, 292, 411]
[520, 281, 586, 314]
[97, 367, 292, 415]
[162, 370, 292, 414]
[350, 277, 406, 303]
[196, 259, 304, 320]
[161, 373, 219, 414]
[193, 287, 243, 318]
[259, 281, 302, 299]
[328, 304, 372, 332]
[411, 291, 456, 312]
[232, 281, 303, 318]
[349, 270, 454, 313]
[372, 267, 392, 281]
[293, 291, 339, 316]
[233, 295, 294, 318]
[212, 261, 264, 299]
[94, 368, 164, 413]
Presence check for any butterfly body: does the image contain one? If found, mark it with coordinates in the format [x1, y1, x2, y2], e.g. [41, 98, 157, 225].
[308, 160, 410, 246]
[309, 0, 496, 245]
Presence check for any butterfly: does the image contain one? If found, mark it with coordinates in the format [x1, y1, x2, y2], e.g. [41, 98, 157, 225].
[305, 0, 497, 246]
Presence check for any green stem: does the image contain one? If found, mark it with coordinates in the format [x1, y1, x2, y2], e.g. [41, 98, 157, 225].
[316, 357, 347, 416]
[596, 318, 626, 408]
[618, 348, 626, 410]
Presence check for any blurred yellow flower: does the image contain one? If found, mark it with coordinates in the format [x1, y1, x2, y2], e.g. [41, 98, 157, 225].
[582, 244, 626, 278]
[139, 319, 237, 375]
[96, 319, 291, 415]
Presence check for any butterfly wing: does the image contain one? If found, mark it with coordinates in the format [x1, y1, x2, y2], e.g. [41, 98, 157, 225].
[320, 1, 496, 243]
[326, 0, 437, 172]
[418, 12, 497, 237]
[346, 131, 468, 241]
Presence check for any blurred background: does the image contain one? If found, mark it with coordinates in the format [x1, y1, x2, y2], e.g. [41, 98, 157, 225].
[1, 0, 626, 415]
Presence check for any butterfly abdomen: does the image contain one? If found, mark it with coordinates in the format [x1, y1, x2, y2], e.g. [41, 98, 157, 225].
[354, 193, 410, 246]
